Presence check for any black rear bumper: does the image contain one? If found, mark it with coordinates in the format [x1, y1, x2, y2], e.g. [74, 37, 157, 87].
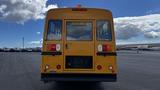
[41, 73, 117, 82]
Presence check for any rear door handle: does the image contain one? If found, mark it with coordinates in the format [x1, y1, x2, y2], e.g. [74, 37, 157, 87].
[65, 44, 68, 49]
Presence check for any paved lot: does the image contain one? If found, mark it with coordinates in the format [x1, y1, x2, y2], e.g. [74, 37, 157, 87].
[0, 51, 160, 90]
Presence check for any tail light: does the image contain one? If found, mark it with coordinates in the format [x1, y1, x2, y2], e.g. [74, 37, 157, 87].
[47, 44, 61, 51]
[103, 44, 110, 51]
[98, 44, 111, 52]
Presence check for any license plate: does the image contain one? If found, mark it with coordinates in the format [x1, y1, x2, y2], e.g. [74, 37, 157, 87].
[65, 56, 93, 69]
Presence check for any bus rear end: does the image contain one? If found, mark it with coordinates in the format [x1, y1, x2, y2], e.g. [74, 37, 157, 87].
[41, 7, 117, 82]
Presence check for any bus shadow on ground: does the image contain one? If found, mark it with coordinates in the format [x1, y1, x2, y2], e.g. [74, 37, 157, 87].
[51, 82, 105, 90]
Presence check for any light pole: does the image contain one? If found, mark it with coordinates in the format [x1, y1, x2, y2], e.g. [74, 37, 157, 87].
[22, 37, 24, 49]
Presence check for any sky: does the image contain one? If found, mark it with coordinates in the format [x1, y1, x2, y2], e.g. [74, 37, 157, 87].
[0, 0, 160, 48]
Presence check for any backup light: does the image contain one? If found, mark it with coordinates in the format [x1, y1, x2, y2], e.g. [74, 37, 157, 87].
[98, 44, 103, 52]
[56, 44, 61, 51]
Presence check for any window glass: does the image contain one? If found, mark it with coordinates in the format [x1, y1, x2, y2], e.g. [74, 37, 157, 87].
[66, 21, 92, 40]
[47, 20, 62, 40]
[96, 20, 112, 40]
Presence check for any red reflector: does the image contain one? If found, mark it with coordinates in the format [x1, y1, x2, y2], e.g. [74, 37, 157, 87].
[103, 44, 110, 51]
[97, 65, 102, 70]
[47, 44, 56, 51]
[56, 65, 61, 69]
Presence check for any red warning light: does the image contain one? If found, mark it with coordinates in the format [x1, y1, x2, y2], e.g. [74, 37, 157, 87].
[72, 4, 87, 11]
[77, 4, 82, 8]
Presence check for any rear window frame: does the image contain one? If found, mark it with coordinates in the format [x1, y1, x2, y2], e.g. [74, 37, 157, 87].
[46, 19, 62, 41]
[96, 20, 112, 41]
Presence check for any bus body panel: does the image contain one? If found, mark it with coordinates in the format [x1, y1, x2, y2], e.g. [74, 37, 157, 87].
[41, 8, 117, 82]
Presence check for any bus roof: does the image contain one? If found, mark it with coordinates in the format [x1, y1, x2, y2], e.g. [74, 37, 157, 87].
[46, 8, 113, 20]
[47, 8, 112, 14]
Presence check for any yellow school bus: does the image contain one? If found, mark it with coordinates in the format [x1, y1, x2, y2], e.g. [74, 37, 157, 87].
[41, 6, 117, 82]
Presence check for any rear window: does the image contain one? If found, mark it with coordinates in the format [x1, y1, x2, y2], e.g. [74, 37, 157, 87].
[66, 21, 92, 41]
[47, 20, 62, 40]
[96, 20, 112, 40]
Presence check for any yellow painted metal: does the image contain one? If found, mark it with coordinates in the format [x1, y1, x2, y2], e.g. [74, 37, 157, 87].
[41, 8, 117, 74]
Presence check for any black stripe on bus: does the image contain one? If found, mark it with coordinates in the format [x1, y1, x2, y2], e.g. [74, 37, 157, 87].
[41, 52, 116, 56]
[41, 52, 62, 56]
[96, 52, 117, 56]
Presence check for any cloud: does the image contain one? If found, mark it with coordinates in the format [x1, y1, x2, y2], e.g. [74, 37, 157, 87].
[28, 38, 43, 47]
[115, 24, 141, 39]
[29, 39, 43, 45]
[29, 41, 40, 44]
[36, 32, 41, 35]
[0, 0, 58, 24]
[144, 31, 160, 38]
[114, 14, 160, 40]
